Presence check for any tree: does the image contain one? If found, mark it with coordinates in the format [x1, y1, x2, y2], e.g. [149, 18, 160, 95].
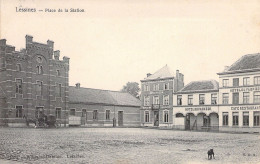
[121, 82, 140, 98]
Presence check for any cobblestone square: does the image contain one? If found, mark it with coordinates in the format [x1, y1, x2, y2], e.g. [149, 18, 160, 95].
[0, 128, 259, 164]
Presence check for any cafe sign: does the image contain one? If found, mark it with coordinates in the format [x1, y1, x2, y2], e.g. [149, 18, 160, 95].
[231, 105, 260, 111]
[185, 107, 211, 112]
[230, 86, 260, 93]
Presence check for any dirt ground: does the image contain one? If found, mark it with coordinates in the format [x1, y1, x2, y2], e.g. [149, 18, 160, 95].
[0, 128, 259, 164]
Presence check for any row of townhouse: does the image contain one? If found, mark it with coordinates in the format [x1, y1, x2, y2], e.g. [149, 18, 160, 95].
[140, 53, 260, 133]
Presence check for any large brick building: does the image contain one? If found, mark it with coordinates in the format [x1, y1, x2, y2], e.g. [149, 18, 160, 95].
[0, 35, 70, 127]
[140, 65, 184, 127]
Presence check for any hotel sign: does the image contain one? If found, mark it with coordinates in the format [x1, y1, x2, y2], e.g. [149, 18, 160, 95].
[231, 105, 260, 111]
[185, 107, 211, 112]
[230, 86, 260, 93]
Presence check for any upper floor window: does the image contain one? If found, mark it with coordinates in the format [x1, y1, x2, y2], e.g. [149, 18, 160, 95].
[93, 110, 98, 120]
[144, 85, 149, 91]
[153, 84, 159, 91]
[243, 92, 250, 104]
[222, 93, 229, 104]
[56, 108, 61, 119]
[199, 94, 205, 105]
[16, 64, 21, 71]
[36, 65, 43, 74]
[36, 81, 43, 95]
[254, 91, 260, 103]
[164, 83, 169, 90]
[188, 95, 193, 105]
[144, 96, 150, 106]
[153, 96, 159, 105]
[16, 79, 22, 94]
[211, 94, 217, 104]
[177, 95, 182, 106]
[163, 95, 169, 105]
[105, 110, 110, 120]
[232, 93, 239, 105]
[70, 109, 75, 116]
[223, 79, 229, 87]
[254, 76, 260, 85]
[57, 70, 60, 76]
[233, 78, 239, 87]
[243, 77, 250, 86]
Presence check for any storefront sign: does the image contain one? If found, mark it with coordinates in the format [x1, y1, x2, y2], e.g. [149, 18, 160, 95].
[230, 86, 260, 93]
[185, 107, 211, 112]
[231, 105, 260, 111]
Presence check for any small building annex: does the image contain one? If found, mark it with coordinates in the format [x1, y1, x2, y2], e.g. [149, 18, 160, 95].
[68, 83, 141, 127]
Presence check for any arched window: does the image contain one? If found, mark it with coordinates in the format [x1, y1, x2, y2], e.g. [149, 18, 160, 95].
[164, 110, 169, 123]
[36, 65, 43, 74]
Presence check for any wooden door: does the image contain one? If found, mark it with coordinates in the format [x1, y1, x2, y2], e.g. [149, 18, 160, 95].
[118, 111, 123, 126]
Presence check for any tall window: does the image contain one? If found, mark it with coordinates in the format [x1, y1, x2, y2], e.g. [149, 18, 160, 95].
[164, 111, 169, 123]
[36, 65, 43, 74]
[254, 76, 260, 85]
[153, 84, 159, 91]
[93, 110, 98, 120]
[243, 112, 249, 126]
[70, 109, 75, 116]
[16, 106, 23, 118]
[177, 95, 182, 106]
[222, 93, 229, 104]
[232, 112, 239, 126]
[57, 70, 61, 76]
[243, 92, 250, 104]
[254, 111, 260, 126]
[105, 110, 110, 120]
[232, 93, 239, 105]
[56, 84, 62, 97]
[145, 111, 149, 122]
[36, 81, 43, 95]
[243, 77, 250, 86]
[199, 94, 205, 105]
[144, 96, 150, 106]
[16, 64, 21, 71]
[188, 95, 193, 105]
[223, 112, 228, 126]
[211, 94, 217, 105]
[153, 96, 159, 105]
[164, 83, 169, 90]
[233, 78, 239, 87]
[254, 92, 260, 103]
[16, 79, 22, 94]
[223, 79, 229, 87]
[56, 108, 61, 119]
[163, 95, 169, 105]
[144, 84, 149, 91]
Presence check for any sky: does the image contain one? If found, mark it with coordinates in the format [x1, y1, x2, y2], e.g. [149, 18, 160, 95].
[1, 0, 260, 91]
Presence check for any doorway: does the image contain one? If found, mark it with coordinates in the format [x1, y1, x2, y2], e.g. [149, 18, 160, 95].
[154, 111, 159, 126]
[118, 111, 123, 126]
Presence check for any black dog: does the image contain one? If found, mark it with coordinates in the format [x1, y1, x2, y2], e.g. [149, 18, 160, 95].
[207, 149, 215, 160]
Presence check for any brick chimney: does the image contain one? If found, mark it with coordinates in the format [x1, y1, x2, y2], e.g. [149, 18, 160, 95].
[147, 73, 151, 77]
[75, 83, 80, 89]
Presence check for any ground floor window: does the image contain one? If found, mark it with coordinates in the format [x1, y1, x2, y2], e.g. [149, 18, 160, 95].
[243, 112, 249, 126]
[233, 112, 239, 126]
[55, 108, 61, 119]
[106, 110, 110, 120]
[16, 106, 23, 118]
[145, 111, 149, 122]
[164, 110, 169, 123]
[223, 112, 228, 126]
[93, 110, 98, 120]
[70, 109, 76, 116]
[254, 111, 260, 126]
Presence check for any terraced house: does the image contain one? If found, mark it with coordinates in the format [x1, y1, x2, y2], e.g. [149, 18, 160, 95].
[140, 65, 184, 127]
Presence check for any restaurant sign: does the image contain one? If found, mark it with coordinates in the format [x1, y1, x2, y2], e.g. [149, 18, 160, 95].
[185, 107, 211, 112]
[231, 105, 260, 111]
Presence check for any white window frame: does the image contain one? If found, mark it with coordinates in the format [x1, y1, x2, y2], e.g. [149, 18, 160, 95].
[163, 110, 169, 123]
[144, 96, 150, 106]
[144, 110, 150, 123]
[163, 95, 169, 105]
[223, 79, 229, 87]
[243, 77, 250, 86]
[153, 96, 159, 105]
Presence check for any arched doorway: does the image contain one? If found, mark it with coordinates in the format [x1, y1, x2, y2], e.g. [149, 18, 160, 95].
[209, 112, 219, 131]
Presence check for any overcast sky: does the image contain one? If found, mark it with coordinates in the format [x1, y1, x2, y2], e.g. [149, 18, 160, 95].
[1, 0, 260, 91]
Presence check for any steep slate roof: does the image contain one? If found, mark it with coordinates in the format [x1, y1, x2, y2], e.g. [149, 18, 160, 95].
[221, 53, 260, 73]
[69, 86, 141, 107]
[144, 65, 175, 80]
[178, 80, 219, 93]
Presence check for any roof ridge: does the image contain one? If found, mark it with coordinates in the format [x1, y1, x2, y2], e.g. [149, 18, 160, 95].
[69, 86, 122, 93]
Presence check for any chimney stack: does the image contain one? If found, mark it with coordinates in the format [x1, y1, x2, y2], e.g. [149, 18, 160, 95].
[147, 73, 151, 77]
[25, 35, 33, 44]
[75, 83, 80, 89]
